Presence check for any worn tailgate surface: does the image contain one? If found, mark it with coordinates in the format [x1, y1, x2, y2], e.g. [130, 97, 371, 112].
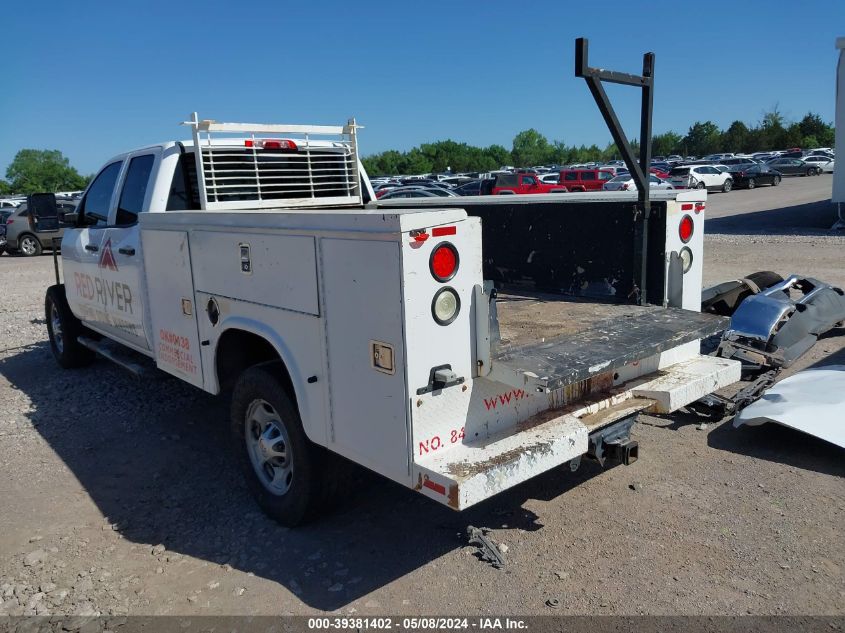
[493, 291, 728, 391]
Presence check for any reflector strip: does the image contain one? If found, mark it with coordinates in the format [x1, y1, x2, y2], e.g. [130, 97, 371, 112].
[423, 477, 446, 495]
[432, 226, 457, 237]
[681, 203, 693, 211]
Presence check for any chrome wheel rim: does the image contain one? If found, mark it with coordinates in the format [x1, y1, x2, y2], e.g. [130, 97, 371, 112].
[21, 237, 37, 255]
[245, 399, 293, 495]
[50, 303, 63, 354]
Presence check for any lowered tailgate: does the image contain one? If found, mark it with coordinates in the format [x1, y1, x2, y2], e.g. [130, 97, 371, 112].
[489, 291, 728, 393]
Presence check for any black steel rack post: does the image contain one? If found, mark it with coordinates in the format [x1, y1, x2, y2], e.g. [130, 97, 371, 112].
[575, 37, 655, 304]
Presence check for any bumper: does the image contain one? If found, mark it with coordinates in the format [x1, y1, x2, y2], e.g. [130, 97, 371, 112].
[413, 354, 740, 510]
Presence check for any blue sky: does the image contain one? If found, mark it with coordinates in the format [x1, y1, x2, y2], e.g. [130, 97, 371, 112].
[2, 1, 843, 176]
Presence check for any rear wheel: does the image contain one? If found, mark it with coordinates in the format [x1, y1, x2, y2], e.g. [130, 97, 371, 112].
[747, 178, 756, 189]
[805, 168, 815, 177]
[231, 364, 332, 526]
[696, 181, 706, 190]
[772, 175, 781, 186]
[45, 286, 95, 369]
[18, 234, 42, 257]
[722, 178, 733, 192]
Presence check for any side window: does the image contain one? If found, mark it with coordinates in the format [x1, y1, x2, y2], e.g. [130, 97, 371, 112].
[79, 161, 123, 226]
[581, 172, 596, 181]
[522, 176, 536, 185]
[564, 172, 578, 181]
[166, 153, 202, 211]
[599, 171, 612, 180]
[116, 154, 155, 225]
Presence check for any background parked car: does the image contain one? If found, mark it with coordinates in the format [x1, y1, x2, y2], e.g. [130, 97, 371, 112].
[667, 165, 733, 191]
[5, 200, 78, 256]
[602, 174, 674, 191]
[801, 155, 835, 173]
[559, 168, 614, 192]
[726, 164, 782, 189]
[453, 179, 483, 195]
[377, 187, 460, 199]
[765, 158, 822, 176]
[0, 211, 9, 255]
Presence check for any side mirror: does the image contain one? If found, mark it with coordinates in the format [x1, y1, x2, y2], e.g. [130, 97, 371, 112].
[27, 193, 60, 233]
[62, 211, 79, 226]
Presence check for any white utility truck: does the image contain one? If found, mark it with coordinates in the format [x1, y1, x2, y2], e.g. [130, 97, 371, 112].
[31, 111, 740, 525]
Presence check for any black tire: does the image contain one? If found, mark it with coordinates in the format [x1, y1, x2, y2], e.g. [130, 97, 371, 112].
[45, 285, 95, 369]
[747, 178, 756, 190]
[745, 271, 784, 290]
[772, 176, 781, 186]
[231, 364, 330, 526]
[805, 168, 815, 177]
[18, 234, 42, 257]
[722, 178, 733, 193]
[695, 181, 706, 190]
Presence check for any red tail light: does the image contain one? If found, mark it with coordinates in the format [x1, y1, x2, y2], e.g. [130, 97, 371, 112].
[245, 139, 298, 151]
[430, 243, 459, 282]
[6, 218, 13, 224]
[679, 215, 694, 243]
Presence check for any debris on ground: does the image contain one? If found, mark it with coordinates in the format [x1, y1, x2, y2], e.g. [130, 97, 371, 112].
[466, 526, 506, 569]
[734, 365, 845, 448]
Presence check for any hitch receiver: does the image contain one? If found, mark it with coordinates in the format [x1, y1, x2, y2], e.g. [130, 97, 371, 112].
[587, 414, 639, 467]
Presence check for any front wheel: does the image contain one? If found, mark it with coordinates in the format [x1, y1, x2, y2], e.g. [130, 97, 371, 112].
[18, 234, 42, 257]
[747, 178, 756, 190]
[722, 179, 733, 192]
[772, 176, 781, 186]
[45, 286, 95, 368]
[231, 365, 329, 527]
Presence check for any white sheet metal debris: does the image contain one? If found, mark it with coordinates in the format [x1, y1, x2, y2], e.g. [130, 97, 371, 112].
[733, 366, 845, 448]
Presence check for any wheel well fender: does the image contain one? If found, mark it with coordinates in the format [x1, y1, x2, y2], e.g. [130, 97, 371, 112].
[212, 317, 324, 445]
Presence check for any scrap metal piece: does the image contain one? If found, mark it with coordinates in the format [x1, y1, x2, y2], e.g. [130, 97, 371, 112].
[701, 271, 784, 316]
[466, 526, 506, 569]
[734, 366, 845, 448]
[717, 275, 845, 372]
[685, 370, 780, 420]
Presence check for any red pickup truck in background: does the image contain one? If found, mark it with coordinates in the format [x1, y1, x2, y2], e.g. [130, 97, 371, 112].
[492, 172, 567, 195]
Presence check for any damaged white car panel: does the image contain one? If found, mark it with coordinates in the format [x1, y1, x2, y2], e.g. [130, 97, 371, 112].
[734, 365, 845, 449]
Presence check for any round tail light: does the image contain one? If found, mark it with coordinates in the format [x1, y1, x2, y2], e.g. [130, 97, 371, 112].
[430, 243, 459, 282]
[432, 287, 460, 325]
[679, 215, 694, 243]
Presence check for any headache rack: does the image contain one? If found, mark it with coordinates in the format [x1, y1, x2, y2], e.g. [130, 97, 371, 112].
[184, 112, 362, 210]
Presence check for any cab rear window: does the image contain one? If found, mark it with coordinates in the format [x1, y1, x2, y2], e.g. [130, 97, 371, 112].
[669, 167, 690, 176]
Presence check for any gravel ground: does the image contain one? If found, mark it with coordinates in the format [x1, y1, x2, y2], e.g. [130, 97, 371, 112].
[0, 176, 843, 619]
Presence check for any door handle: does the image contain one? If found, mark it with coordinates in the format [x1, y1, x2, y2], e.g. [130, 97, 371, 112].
[84, 244, 99, 252]
[118, 247, 135, 256]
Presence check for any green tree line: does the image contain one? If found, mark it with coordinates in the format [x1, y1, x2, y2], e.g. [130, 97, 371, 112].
[362, 109, 835, 176]
[0, 149, 91, 196]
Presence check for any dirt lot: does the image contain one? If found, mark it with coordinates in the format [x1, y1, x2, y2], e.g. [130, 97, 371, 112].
[1, 175, 843, 618]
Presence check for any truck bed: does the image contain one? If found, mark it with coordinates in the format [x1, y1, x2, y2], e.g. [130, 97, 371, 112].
[492, 289, 728, 392]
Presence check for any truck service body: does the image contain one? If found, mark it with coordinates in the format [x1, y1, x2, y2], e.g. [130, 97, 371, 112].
[42, 113, 740, 525]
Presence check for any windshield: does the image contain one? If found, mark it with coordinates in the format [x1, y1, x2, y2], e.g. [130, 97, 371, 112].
[609, 175, 630, 183]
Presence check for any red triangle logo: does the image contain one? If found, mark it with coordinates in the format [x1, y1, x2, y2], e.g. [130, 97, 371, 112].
[98, 238, 119, 272]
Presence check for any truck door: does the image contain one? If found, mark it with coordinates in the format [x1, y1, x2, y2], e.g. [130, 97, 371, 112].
[62, 160, 124, 334]
[99, 151, 158, 352]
